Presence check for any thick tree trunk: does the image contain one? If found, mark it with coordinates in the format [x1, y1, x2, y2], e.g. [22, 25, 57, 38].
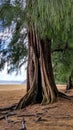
[39, 38, 58, 104]
[16, 28, 58, 109]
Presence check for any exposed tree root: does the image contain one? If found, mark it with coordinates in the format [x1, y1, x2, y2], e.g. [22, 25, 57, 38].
[0, 103, 17, 112]
[16, 53, 38, 109]
[57, 91, 73, 100]
[0, 111, 16, 121]
[16, 86, 38, 109]
[0, 91, 73, 122]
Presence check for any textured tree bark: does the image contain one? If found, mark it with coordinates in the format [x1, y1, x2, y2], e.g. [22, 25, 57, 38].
[16, 28, 58, 109]
[66, 76, 73, 90]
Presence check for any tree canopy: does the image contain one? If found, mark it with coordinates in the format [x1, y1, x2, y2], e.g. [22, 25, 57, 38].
[0, 0, 28, 72]
[0, 0, 73, 83]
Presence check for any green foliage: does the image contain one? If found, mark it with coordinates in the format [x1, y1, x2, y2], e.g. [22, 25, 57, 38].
[26, 0, 73, 83]
[0, 0, 28, 73]
[0, 0, 26, 26]
[0, 0, 73, 83]
[52, 47, 73, 83]
[27, 0, 73, 41]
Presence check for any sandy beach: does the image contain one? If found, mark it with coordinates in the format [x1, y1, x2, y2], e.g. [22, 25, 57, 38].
[0, 84, 26, 91]
[0, 84, 26, 107]
[0, 84, 66, 107]
[0, 84, 73, 130]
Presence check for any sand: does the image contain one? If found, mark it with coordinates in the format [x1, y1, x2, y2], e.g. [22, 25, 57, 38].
[0, 84, 73, 130]
[0, 84, 26, 107]
[0, 84, 26, 91]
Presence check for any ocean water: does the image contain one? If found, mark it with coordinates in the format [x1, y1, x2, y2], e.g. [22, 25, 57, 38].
[0, 80, 26, 84]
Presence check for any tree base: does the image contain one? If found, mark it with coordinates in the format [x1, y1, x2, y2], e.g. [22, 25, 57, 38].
[15, 91, 72, 109]
[0, 91, 73, 122]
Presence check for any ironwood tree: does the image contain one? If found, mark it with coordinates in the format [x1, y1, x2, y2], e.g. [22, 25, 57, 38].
[0, 0, 73, 109]
[16, 0, 73, 109]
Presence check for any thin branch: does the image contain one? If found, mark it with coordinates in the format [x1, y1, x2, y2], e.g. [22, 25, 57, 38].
[52, 48, 64, 53]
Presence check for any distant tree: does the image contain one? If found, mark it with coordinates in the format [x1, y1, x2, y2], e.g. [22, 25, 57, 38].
[52, 43, 73, 84]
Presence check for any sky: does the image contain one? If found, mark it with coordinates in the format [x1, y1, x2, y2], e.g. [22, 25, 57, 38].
[0, 63, 27, 81]
[0, 1, 27, 82]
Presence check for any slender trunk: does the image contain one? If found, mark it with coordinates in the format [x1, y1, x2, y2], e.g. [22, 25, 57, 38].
[66, 76, 73, 90]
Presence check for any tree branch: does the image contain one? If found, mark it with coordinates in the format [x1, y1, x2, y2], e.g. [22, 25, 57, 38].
[52, 48, 64, 53]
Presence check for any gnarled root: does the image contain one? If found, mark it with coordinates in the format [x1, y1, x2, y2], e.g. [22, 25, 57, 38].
[16, 85, 38, 109]
[57, 91, 73, 101]
[16, 54, 38, 109]
[0, 103, 17, 112]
